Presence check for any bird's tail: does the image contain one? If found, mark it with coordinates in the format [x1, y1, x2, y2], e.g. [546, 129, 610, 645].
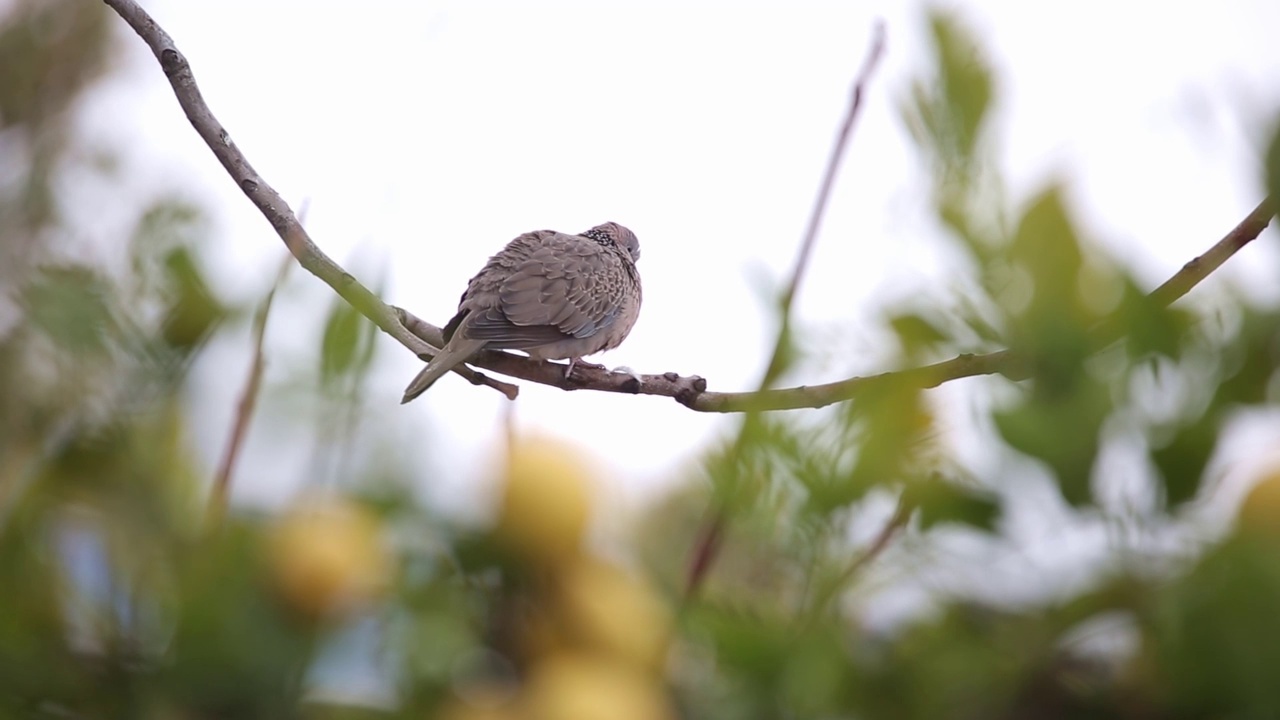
[400, 338, 487, 404]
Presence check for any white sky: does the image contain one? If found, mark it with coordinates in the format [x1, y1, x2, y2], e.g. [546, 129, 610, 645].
[79, 1, 1280, 522]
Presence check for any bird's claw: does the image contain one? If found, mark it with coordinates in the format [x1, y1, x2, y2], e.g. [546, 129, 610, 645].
[563, 357, 605, 381]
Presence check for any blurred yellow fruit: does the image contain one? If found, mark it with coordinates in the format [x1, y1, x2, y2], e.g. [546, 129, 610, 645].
[436, 703, 518, 720]
[267, 497, 389, 621]
[556, 559, 672, 672]
[1238, 466, 1280, 538]
[521, 653, 674, 720]
[496, 436, 595, 564]
[518, 601, 572, 661]
[436, 686, 519, 720]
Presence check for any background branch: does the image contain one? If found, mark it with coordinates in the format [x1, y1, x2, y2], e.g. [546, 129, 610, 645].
[206, 254, 289, 528]
[763, 20, 887, 388]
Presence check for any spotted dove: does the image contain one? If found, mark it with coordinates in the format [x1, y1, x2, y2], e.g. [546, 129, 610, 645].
[401, 222, 642, 403]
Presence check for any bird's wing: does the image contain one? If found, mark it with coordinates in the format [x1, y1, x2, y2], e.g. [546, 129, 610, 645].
[462, 237, 624, 348]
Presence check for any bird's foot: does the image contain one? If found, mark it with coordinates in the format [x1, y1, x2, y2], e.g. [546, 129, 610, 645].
[563, 357, 605, 382]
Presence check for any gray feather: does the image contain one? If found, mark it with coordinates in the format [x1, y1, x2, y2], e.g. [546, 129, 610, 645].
[400, 337, 487, 403]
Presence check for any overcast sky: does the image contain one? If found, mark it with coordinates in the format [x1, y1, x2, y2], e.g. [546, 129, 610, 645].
[81, 1, 1280, 526]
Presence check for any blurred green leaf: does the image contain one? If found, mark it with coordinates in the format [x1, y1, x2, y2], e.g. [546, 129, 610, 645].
[695, 606, 844, 702]
[131, 202, 204, 258]
[0, 510, 84, 711]
[1265, 117, 1280, 208]
[847, 380, 930, 492]
[0, 0, 110, 128]
[994, 376, 1109, 506]
[1144, 535, 1280, 716]
[890, 312, 950, 359]
[320, 295, 378, 389]
[907, 476, 1000, 532]
[160, 524, 316, 718]
[1216, 309, 1280, 406]
[930, 10, 993, 165]
[21, 265, 116, 356]
[1114, 279, 1188, 359]
[1005, 189, 1098, 385]
[901, 10, 993, 172]
[1150, 411, 1219, 507]
[161, 246, 226, 354]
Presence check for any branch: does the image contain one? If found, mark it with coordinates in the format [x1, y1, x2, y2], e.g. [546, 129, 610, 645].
[764, 20, 887, 387]
[1151, 197, 1276, 306]
[410, 195, 1273, 413]
[807, 496, 912, 619]
[106, 1, 1275, 415]
[101, 0, 517, 402]
[207, 255, 289, 527]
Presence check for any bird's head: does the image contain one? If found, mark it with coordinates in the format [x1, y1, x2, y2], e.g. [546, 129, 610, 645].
[580, 222, 640, 263]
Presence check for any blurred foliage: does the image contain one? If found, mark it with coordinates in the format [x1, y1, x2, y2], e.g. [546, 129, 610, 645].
[2, 2, 1280, 720]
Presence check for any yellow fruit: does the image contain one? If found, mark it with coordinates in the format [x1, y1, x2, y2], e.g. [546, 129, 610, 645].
[436, 685, 519, 720]
[496, 436, 595, 564]
[267, 497, 389, 621]
[435, 703, 518, 720]
[555, 559, 672, 672]
[1237, 466, 1280, 538]
[517, 602, 572, 661]
[521, 653, 674, 720]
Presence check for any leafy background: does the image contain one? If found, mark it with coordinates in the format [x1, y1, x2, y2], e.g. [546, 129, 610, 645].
[3, 1, 1280, 718]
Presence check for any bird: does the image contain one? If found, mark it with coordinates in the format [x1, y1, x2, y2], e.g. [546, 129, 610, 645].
[401, 222, 642, 404]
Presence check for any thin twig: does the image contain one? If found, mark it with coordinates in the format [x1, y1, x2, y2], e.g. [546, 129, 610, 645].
[207, 255, 290, 526]
[683, 511, 726, 600]
[764, 20, 887, 387]
[807, 497, 912, 618]
[684, 23, 889, 599]
[1152, 198, 1275, 305]
[101, 0, 516, 401]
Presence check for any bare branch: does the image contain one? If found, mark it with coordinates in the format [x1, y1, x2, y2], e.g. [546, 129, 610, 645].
[1151, 197, 1275, 306]
[807, 497, 912, 619]
[763, 21, 887, 387]
[101, 0, 516, 401]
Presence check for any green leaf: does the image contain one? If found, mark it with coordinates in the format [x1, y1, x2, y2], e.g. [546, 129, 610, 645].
[889, 312, 950, 359]
[930, 10, 993, 163]
[1114, 279, 1188, 359]
[1216, 309, 1280, 406]
[163, 523, 316, 716]
[847, 380, 930, 492]
[1150, 412, 1219, 507]
[1145, 536, 1280, 715]
[994, 377, 1109, 506]
[901, 10, 993, 172]
[1265, 116, 1280, 208]
[907, 476, 1001, 532]
[319, 298, 376, 387]
[161, 246, 226, 354]
[21, 265, 115, 356]
[1002, 188, 1105, 396]
[1009, 189, 1085, 320]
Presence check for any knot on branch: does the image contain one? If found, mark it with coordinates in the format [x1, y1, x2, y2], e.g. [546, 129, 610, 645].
[159, 48, 186, 77]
